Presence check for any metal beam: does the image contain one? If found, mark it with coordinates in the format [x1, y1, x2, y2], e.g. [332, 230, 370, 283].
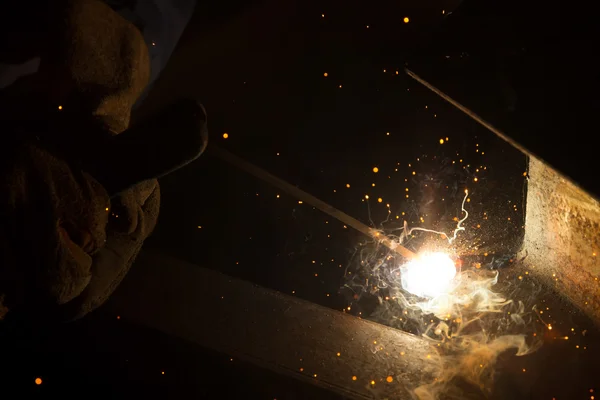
[519, 156, 600, 325]
[104, 250, 436, 399]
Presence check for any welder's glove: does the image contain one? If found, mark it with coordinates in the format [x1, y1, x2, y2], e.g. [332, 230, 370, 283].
[0, 0, 205, 323]
[58, 179, 161, 320]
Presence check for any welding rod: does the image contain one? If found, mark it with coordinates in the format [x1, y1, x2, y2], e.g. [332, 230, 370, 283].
[209, 145, 416, 259]
[209, 71, 524, 261]
[405, 68, 530, 156]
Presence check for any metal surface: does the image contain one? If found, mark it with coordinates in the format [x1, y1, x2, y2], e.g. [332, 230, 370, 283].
[105, 250, 437, 399]
[518, 157, 600, 325]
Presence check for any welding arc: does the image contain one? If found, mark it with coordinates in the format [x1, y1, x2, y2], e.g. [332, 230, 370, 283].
[210, 145, 416, 259]
[405, 68, 531, 156]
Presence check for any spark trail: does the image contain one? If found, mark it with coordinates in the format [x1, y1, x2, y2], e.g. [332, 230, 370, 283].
[395, 189, 469, 247]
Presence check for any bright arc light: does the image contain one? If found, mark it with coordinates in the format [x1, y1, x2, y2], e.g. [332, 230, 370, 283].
[400, 252, 457, 298]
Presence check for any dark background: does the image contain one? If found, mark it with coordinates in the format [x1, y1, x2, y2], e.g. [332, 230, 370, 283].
[3, 0, 600, 398]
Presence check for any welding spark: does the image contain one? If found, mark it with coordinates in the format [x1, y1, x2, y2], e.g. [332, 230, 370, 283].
[362, 190, 470, 302]
[400, 252, 457, 298]
[340, 153, 541, 399]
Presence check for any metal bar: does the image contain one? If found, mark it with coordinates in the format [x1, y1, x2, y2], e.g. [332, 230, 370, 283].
[210, 144, 416, 259]
[105, 250, 436, 399]
[405, 68, 600, 204]
[405, 68, 531, 156]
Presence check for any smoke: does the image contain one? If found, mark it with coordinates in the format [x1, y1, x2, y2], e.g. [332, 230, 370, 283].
[342, 196, 542, 399]
[414, 334, 531, 400]
[409, 268, 541, 400]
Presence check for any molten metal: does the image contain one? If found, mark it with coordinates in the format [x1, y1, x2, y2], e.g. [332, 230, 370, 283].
[400, 252, 457, 298]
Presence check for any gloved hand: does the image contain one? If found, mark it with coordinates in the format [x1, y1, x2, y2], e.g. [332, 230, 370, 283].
[0, 0, 205, 323]
[58, 179, 161, 321]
